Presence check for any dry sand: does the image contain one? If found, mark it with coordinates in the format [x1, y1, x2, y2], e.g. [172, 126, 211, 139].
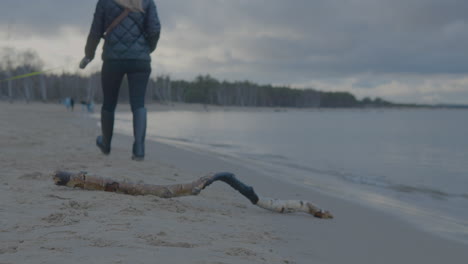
[1, 102, 467, 264]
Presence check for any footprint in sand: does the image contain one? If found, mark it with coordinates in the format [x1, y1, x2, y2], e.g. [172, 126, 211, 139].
[61, 200, 92, 210]
[118, 206, 145, 216]
[105, 222, 131, 232]
[0, 245, 19, 255]
[19, 172, 48, 181]
[89, 238, 119, 248]
[224, 247, 257, 257]
[41, 201, 90, 226]
[42, 213, 67, 224]
[137, 234, 196, 248]
[39, 230, 77, 240]
[44, 194, 71, 200]
[39, 246, 72, 253]
[41, 211, 83, 225]
[177, 215, 212, 224]
[154, 199, 190, 214]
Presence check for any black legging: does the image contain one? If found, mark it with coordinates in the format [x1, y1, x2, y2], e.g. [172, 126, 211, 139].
[101, 60, 151, 113]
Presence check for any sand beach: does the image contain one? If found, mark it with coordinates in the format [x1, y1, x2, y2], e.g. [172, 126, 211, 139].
[1, 102, 467, 264]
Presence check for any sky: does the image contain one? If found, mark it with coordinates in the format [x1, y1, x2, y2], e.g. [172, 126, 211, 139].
[1, 0, 468, 104]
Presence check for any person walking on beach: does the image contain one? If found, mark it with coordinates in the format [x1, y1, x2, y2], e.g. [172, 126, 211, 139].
[79, 0, 161, 161]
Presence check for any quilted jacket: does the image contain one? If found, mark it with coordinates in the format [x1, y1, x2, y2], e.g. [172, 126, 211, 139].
[85, 0, 161, 61]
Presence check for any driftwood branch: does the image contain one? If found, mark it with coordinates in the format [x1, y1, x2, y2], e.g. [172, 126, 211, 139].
[53, 171, 333, 219]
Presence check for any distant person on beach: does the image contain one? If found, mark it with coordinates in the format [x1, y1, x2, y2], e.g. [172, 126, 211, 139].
[79, 0, 161, 161]
[64, 97, 72, 111]
[81, 100, 95, 113]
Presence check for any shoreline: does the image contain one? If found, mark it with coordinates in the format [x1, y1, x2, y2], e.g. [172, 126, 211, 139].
[143, 126, 468, 247]
[1, 102, 467, 263]
[143, 102, 468, 112]
[119, 102, 468, 246]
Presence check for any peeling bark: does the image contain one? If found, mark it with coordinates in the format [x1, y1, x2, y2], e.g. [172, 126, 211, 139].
[256, 198, 333, 218]
[53, 171, 333, 219]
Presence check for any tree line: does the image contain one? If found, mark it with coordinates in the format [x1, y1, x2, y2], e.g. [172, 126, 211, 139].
[0, 48, 393, 108]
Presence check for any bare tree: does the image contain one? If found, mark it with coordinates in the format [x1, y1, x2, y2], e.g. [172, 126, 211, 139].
[39, 75, 47, 102]
[7, 70, 13, 102]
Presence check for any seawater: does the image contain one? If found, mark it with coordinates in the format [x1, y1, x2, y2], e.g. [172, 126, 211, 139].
[114, 108, 468, 244]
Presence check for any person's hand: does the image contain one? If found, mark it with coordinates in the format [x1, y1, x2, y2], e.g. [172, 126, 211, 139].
[79, 57, 92, 69]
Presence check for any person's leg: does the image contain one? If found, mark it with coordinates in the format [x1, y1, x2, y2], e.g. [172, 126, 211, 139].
[127, 60, 151, 160]
[127, 60, 151, 112]
[101, 60, 125, 113]
[97, 60, 125, 154]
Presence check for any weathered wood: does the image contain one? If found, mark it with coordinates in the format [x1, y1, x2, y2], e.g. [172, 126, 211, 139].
[256, 198, 333, 218]
[53, 171, 333, 219]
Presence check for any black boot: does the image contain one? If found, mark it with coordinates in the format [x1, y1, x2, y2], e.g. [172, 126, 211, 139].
[132, 108, 147, 161]
[96, 109, 114, 155]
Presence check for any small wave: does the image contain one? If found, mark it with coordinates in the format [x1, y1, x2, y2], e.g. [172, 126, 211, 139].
[275, 161, 392, 187]
[150, 129, 463, 204]
[242, 152, 288, 161]
[275, 161, 337, 175]
[208, 143, 235, 149]
[341, 174, 390, 188]
[267, 160, 457, 201]
[390, 184, 449, 200]
[263, 153, 288, 160]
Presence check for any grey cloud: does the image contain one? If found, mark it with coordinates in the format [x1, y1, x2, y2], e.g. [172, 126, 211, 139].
[2, 0, 468, 81]
[1, 0, 96, 35]
[157, 0, 468, 77]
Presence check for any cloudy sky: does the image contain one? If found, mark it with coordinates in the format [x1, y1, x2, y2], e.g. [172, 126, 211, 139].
[1, 0, 468, 104]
